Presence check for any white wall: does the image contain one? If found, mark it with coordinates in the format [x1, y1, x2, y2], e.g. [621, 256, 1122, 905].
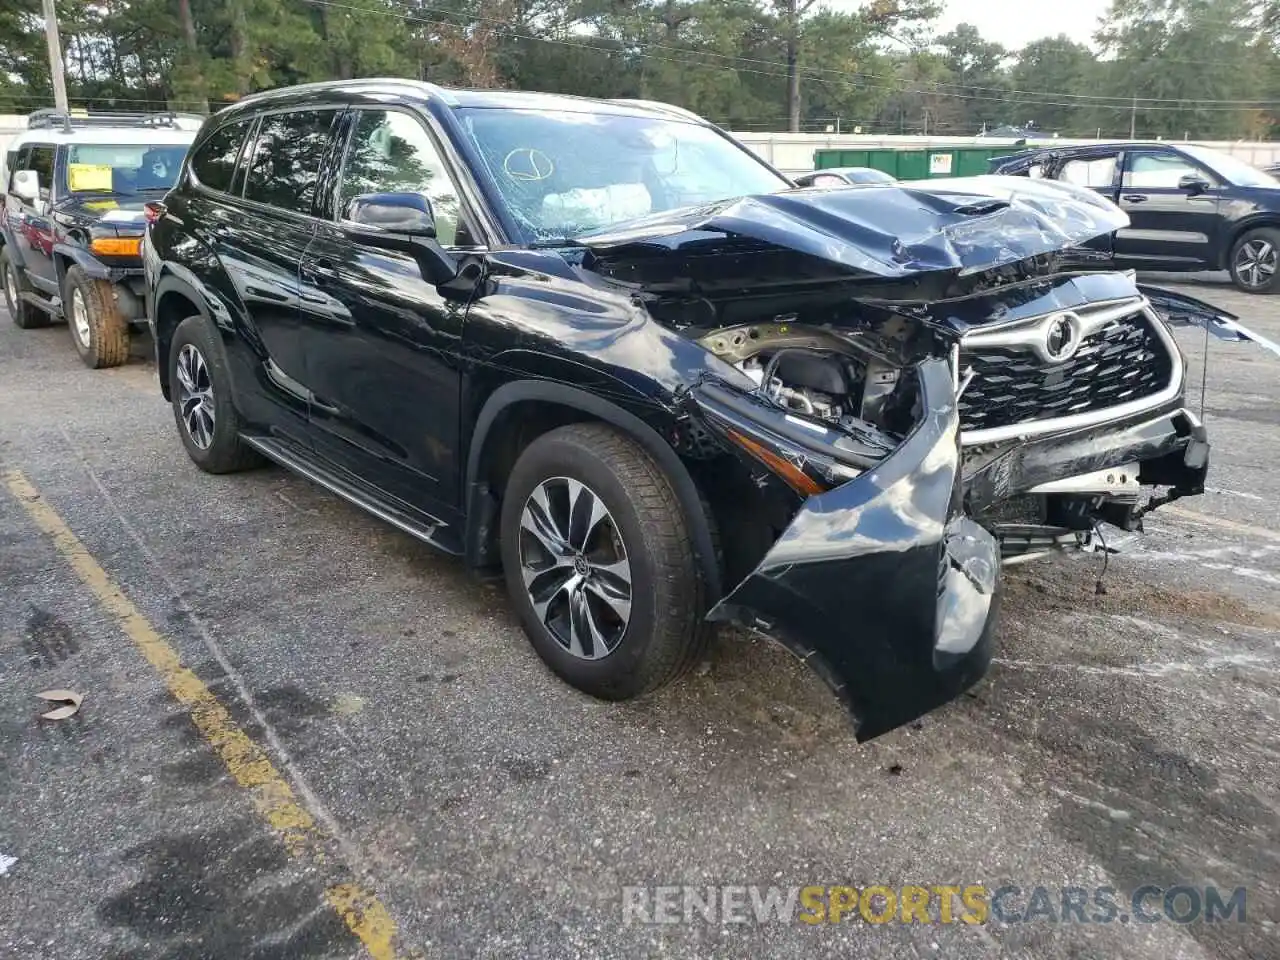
[730, 132, 1280, 175]
[7, 111, 1280, 177]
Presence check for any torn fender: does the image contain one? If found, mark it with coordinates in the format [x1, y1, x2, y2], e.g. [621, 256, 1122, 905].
[704, 358, 1001, 742]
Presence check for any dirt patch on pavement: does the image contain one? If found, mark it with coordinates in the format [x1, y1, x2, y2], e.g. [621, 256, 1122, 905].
[1003, 558, 1280, 630]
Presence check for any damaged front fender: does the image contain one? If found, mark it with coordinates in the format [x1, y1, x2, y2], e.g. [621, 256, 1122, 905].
[701, 358, 1001, 742]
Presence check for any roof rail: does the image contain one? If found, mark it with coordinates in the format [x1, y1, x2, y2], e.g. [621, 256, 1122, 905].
[26, 108, 187, 132]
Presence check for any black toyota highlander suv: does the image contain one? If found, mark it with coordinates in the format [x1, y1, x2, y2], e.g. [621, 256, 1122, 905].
[144, 80, 1221, 741]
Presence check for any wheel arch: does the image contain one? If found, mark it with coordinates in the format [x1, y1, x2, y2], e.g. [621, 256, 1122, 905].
[1220, 216, 1280, 270]
[152, 274, 209, 400]
[463, 380, 723, 602]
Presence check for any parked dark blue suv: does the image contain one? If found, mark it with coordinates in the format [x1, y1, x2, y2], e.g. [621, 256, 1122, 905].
[990, 141, 1280, 293]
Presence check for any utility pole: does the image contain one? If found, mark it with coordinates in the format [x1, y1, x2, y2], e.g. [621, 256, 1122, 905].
[1129, 96, 1137, 139]
[41, 0, 68, 111]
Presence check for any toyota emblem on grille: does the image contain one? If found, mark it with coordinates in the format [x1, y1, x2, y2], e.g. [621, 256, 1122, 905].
[1042, 312, 1082, 363]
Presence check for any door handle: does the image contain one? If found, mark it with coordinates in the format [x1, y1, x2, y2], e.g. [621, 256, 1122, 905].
[1122, 194, 1148, 203]
[302, 258, 339, 284]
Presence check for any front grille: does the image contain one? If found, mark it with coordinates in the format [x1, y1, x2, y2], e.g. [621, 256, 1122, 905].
[957, 308, 1174, 435]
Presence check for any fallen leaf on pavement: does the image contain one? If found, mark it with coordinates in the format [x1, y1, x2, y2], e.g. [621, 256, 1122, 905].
[36, 689, 83, 721]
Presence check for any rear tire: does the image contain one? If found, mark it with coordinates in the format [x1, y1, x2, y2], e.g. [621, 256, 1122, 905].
[499, 423, 708, 701]
[64, 266, 129, 367]
[2, 248, 50, 329]
[169, 315, 263, 474]
[1228, 227, 1280, 293]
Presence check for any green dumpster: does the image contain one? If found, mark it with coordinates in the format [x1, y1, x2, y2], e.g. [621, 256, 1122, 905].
[813, 146, 1013, 179]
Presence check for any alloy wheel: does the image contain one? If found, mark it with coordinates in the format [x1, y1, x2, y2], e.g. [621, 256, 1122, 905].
[1235, 239, 1277, 289]
[518, 476, 633, 660]
[176, 343, 215, 450]
[70, 288, 91, 346]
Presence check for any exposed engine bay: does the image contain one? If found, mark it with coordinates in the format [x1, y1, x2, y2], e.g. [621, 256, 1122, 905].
[696, 321, 918, 443]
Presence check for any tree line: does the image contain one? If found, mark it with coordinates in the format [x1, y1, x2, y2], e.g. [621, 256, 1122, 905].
[2, 0, 1280, 140]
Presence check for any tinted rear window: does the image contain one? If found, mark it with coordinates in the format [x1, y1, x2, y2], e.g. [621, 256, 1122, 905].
[243, 110, 339, 215]
[191, 119, 252, 193]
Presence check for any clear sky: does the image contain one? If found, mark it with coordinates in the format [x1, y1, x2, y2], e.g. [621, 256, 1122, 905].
[935, 0, 1112, 51]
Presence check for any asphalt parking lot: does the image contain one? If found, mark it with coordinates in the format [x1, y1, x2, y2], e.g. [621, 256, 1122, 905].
[1, 274, 1278, 960]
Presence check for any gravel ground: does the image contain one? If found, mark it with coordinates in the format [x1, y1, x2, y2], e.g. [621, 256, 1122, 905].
[0, 272, 1277, 959]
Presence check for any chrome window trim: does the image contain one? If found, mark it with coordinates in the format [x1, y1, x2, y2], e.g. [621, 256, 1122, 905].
[959, 297, 1184, 446]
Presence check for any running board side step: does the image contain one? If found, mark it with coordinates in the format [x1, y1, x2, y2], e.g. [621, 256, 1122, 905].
[241, 435, 464, 556]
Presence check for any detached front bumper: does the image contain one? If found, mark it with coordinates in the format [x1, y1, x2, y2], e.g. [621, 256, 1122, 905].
[697, 359, 1002, 742]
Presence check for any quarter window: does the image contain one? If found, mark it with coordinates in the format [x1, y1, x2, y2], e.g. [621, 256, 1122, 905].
[1123, 152, 1209, 189]
[339, 110, 464, 246]
[191, 118, 253, 193]
[243, 110, 340, 215]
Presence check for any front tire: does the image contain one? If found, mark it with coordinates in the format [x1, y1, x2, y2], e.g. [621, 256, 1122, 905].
[2, 248, 50, 329]
[500, 423, 708, 701]
[1228, 227, 1280, 293]
[169, 315, 262, 474]
[64, 266, 129, 367]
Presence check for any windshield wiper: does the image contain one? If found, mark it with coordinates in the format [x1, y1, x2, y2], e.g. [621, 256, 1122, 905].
[527, 237, 581, 249]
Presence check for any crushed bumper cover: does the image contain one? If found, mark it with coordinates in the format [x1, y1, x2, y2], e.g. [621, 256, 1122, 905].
[963, 400, 1210, 512]
[703, 359, 1001, 742]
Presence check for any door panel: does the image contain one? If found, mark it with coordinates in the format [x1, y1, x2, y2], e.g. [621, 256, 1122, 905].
[12, 144, 58, 290]
[299, 107, 474, 515]
[193, 193, 315, 446]
[199, 108, 343, 446]
[1114, 150, 1221, 267]
[301, 223, 468, 513]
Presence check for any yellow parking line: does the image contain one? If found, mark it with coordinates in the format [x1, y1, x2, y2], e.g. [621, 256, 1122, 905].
[3, 469, 404, 960]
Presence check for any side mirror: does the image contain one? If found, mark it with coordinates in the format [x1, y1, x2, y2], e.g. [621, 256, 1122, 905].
[1178, 173, 1211, 194]
[341, 192, 457, 285]
[345, 191, 437, 237]
[11, 169, 38, 202]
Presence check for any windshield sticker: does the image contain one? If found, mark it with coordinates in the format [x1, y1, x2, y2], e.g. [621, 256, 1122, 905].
[67, 163, 113, 192]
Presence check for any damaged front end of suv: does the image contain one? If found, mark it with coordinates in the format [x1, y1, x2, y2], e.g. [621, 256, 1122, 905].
[568, 176, 1211, 740]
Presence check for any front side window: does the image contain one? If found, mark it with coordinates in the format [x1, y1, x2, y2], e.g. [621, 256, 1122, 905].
[243, 110, 340, 215]
[1123, 152, 1209, 189]
[66, 143, 189, 195]
[25, 144, 55, 200]
[191, 119, 253, 193]
[339, 109, 464, 246]
[1181, 144, 1277, 187]
[454, 107, 791, 242]
[1059, 155, 1117, 189]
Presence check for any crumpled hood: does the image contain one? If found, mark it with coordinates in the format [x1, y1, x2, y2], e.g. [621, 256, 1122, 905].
[579, 175, 1129, 278]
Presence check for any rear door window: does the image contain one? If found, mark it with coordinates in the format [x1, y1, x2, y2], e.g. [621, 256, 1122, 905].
[243, 110, 341, 216]
[1123, 151, 1212, 189]
[191, 118, 254, 193]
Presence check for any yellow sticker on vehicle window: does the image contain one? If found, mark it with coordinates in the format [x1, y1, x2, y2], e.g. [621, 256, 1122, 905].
[67, 163, 113, 192]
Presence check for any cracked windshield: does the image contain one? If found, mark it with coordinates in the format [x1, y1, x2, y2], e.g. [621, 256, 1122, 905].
[457, 108, 790, 240]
